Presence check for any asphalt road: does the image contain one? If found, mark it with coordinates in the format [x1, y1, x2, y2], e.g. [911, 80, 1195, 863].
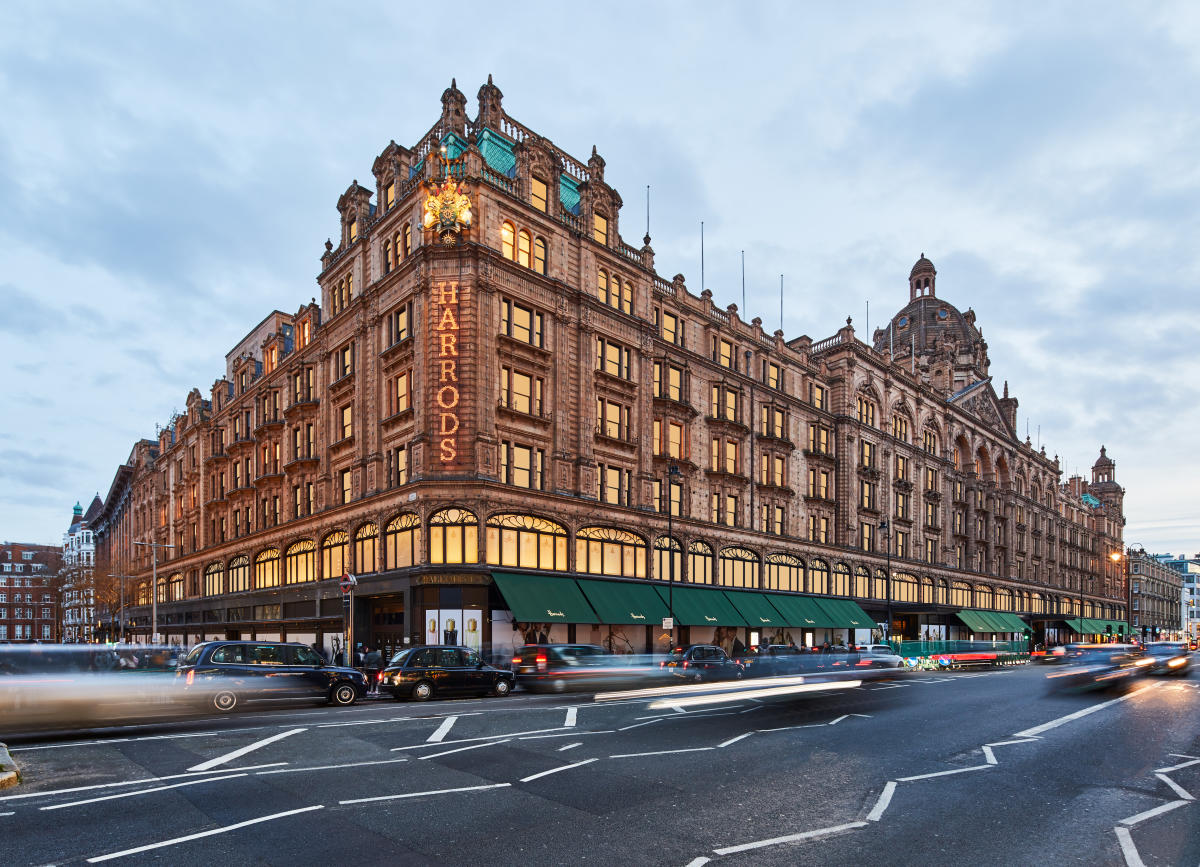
[2, 665, 1198, 866]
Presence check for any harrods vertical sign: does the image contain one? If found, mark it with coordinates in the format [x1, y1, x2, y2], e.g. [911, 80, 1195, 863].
[432, 279, 468, 470]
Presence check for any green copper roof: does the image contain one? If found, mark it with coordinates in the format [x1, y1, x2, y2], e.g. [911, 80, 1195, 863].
[559, 173, 580, 215]
[477, 128, 516, 177]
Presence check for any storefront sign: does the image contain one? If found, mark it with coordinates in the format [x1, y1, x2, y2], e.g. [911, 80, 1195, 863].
[434, 281, 463, 464]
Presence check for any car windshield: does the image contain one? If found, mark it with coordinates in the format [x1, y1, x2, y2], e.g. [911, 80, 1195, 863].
[182, 645, 205, 666]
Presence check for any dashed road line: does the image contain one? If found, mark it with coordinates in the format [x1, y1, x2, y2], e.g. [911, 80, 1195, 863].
[257, 757, 408, 775]
[1155, 758, 1200, 773]
[390, 726, 568, 749]
[718, 732, 754, 748]
[712, 821, 868, 855]
[187, 728, 306, 772]
[865, 781, 895, 822]
[419, 739, 510, 760]
[564, 707, 577, 727]
[1120, 799, 1189, 826]
[42, 773, 247, 811]
[427, 715, 458, 742]
[557, 742, 582, 752]
[519, 758, 597, 783]
[85, 805, 324, 862]
[981, 746, 998, 765]
[339, 783, 510, 805]
[1013, 683, 1157, 738]
[896, 765, 992, 782]
[610, 747, 715, 759]
[1154, 773, 1193, 801]
[0, 764, 287, 802]
[518, 730, 614, 740]
[618, 719, 663, 732]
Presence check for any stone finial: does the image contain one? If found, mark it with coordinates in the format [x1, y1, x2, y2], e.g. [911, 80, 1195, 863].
[325, 239, 333, 252]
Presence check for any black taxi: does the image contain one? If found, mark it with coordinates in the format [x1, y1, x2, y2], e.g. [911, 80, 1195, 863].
[382, 645, 515, 701]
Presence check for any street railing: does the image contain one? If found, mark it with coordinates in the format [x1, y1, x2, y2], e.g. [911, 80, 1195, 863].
[890, 639, 1030, 669]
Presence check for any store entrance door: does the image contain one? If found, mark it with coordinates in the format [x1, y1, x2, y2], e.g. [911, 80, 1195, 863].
[368, 597, 407, 664]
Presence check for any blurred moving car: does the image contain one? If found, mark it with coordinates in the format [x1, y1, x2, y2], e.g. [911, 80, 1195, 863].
[737, 645, 803, 677]
[1143, 641, 1192, 675]
[383, 645, 515, 701]
[1044, 643, 1150, 691]
[851, 644, 904, 670]
[662, 644, 744, 682]
[0, 643, 179, 675]
[1035, 645, 1070, 665]
[177, 640, 366, 712]
[511, 644, 664, 693]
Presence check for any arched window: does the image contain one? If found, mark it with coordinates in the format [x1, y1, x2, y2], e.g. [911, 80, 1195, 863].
[393, 231, 402, 262]
[654, 536, 682, 583]
[894, 573, 918, 603]
[430, 508, 479, 565]
[872, 569, 888, 600]
[136, 581, 150, 605]
[856, 394, 877, 427]
[168, 572, 184, 602]
[322, 531, 348, 579]
[995, 587, 1013, 611]
[622, 280, 633, 314]
[486, 514, 568, 571]
[831, 562, 851, 596]
[688, 540, 714, 584]
[920, 576, 934, 605]
[937, 578, 948, 605]
[255, 548, 280, 588]
[891, 414, 911, 442]
[1031, 592, 1045, 614]
[228, 555, 250, 593]
[355, 524, 378, 574]
[576, 526, 647, 578]
[810, 559, 830, 594]
[719, 546, 759, 588]
[596, 269, 608, 304]
[765, 553, 802, 592]
[402, 224, 412, 258]
[383, 240, 393, 274]
[517, 229, 531, 268]
[533, 237, 547, 274]
[853, 566, 870, 598]
[976, 584, 993, 610]
[950, 580, 971, 607]
[384, 513, 421, 569]
[285, 540, 316, 584]
[204, 562, 224, 596]
[501, 221, 515, 260]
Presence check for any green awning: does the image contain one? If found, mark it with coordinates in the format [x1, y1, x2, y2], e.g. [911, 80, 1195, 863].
[722, 591, 788, 629]
[491, 572, 598, 624]
[957, 610, 997, 633]
[1066, 617, 1108, 634]
[812, 598, 874, 630]
[654, 584, 747, 627]
[762, 594, 832, 628]
[990, 612, 1032, 633]
[957, 609, 1029, 633]
[575, 578, 670, 625]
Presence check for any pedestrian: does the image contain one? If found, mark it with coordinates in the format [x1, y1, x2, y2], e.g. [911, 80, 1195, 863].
[821, 639, 831, 654]
[311, 641, 329, 663]
[364, 646, 382, 694]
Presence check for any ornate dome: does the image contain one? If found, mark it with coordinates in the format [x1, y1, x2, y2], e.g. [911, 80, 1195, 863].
[910, 254, 935, 279]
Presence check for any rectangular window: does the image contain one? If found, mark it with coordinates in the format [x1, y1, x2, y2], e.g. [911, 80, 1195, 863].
[340, 469, 352, 504]
[925, 502, 938, 526]
[711, 385, 738, 421]
[667, 421, 684, 459]
[926, 538, 937, 563]
[390, 444, 409, 486]
[653, 362, 684, 401]
[856, 396, 876, 427]
[531, 177, 548, 212]
[725, 494, 738, 527]
[724, 440, 738, 474]
[341, 404, 353, 440]
[812, 384, 828, 411]
[294, 484, 303, 518]
[717, 339, 734, 369]
[386, 182, 395, 210]
[860, 521, 875, 552]
[596, 336, 632, 379]
[896, 530, 908, 558]
[387, 304, 410, 345]
[500, 298, 545, 347]
[860, 440, 876, 468]
[593, 213, 608, 245]
[337, 343, 354, 379]
[808, 423, 830, 454]
[660, 311, 682, 346]
[896, 455, 908, 481]
[925, 467, 938, 491]
[389, 371, 411, 416]
[596, 398, 629, 440]
[860, 480, 876, 510]
[499, 366, 542, 415]
[500, 441, 545, 490]
[765, 362, 780, 389]
[896, 491, 909, 519]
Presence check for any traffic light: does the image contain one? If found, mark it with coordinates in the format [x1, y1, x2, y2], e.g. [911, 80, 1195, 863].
[1105, 624, 1112, 635]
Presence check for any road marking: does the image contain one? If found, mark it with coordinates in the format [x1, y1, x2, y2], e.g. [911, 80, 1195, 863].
[981, 746, 998, 765]
[684, 859, 711, 867]
[519, 758, 597, 783]
[557, 743, 582, 752]
[1156, 758, 1200, 773]
[519, 730, 614, 740]
[187, 728, 307, 772]
[738, 705, 762, 714]
[85, 805, 324, 863]
[1113, 826, 1145, 867]
[897, 765, 992, 782]
[10, 729, 263, 751]
[619, 719, 663, 731]
[1120, 799, 1189, 826]
[42, 773, 246, 811]
[564, 707, 577, 727]
[984, 738, 1039, 748]
[420, 739, 510, 760]
[866, 781, 896, 822]
[0, 811, 13, 817]
[0, 764, 287, 802]
[713, 821, 868, 855]
[667, 704, 686, 713]
[1155, 773, 1193, 801]
[868, 684, 908, 690]
[827, 715, 848, 725]
[718, 732, 754, 748]
[427, 715, 458, 742]
[1013, 684, 1157, 738]
[257, 758, 409, 775]
[1168, 753, 1200, 760]
[610, 747, 715, 759]
[391, 726, 568, 749]
[339, 782, 510, 805]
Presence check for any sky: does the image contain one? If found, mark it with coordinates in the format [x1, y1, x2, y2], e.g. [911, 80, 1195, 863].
[1, 1, 1198, 555]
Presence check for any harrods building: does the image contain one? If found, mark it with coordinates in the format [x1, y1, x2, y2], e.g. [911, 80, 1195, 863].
[90, 78, 1128, 660]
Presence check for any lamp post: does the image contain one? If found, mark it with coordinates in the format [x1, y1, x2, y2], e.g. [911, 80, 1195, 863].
[1113, 544, 1144, 644]
[666, 464, 681, 650]
[880, 519, 892, 644]
[132, 541, 174, 644]
[107, 573, 136, 643]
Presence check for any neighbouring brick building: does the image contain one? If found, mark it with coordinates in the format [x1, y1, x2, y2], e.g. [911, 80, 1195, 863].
[0, 542, 61, 643]
[61, 497, 102, 642]
[1131, 551, 1186, 640]
[90, 78, 1127, 660]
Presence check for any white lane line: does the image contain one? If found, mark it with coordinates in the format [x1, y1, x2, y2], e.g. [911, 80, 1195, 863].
[1113, 826, 1145, 867]
[519, 730, 614, 740]
[668, 704, 686, 713]
[619, 719, 663, 732]
[827, 715, 849, 725]
[339, 782, 510, 805]
[981, 746, 998, 765]
[564, 707, 578, 728]
[1155, 773, 1194, 801]
[866, 781, 896, 822]
[427, 715, 458, 743]
[610, 747, 715, 759]
[11, 729, 259, 751]
[1014, 684, 1158, 738]
[420, 739, 510, 760]
[718, 732, 754, 748]
[1120, 799, 1189, 826]
[42, 774, 246, 811]
[86, 805, 324, 863]
[684, 858, 711, 867]
[390, 726, 568, 750]
[738, 705, 763, 714]
[1168, 753, 1200, 759]
[897, 765, 993, 782]
[519, 758, 597, 783]
[0, 764, 287, 802]
[713, 821, 868, 855]
[0, 811, 14, 816]
[257, 758, 409, 776]
[985, 738, 1039, 748]
[869, 684, 907, 690]
[557, 742, 582, 752]
[1156, 758, 1200, 773]
[187, 728, 307, 772]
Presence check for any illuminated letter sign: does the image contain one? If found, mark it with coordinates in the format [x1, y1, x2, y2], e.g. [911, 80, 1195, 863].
[435, 281, 464, 463]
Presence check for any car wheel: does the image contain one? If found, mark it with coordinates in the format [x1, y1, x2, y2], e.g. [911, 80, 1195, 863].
[211, 689, 238, 713]
[411, 680, 433, 702]
[692, 672, 704, 683]
[734, 667, 745, 680]
[492, 679, 512, 697]
[551, 678, 566, 693]
[330, 683, 358, 706]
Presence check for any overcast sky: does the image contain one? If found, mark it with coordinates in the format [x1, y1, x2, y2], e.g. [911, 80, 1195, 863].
[2, 2, 1197, 555]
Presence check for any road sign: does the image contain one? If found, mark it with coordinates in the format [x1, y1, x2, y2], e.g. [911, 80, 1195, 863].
[662, 617, 674, 630]
[340, 573, 357, 594]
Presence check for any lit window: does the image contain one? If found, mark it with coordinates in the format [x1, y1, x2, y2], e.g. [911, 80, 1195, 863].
[533, 237, 547, 274]
[255, 548, 281, 588]
[341, 404, 353, 440]
[531, 177, 548, 212]
[285, 540, 316, 584]
[576, 526, 646, 578]
[500, 298, 544, 347]
[340, 469, 352, 504]
[384, 513, 420, 568]
[386, 182, 395, 209]
[349, 219, 357, 242]
[593, 213, 608, 245]
[501, 221, 515, 259]
[323, 531, 348, 578]
[354, 524, 378, 574]
[390, 372, 410, 415]
[596, 336, 631, 379]
[517, 230, 531, 268]
[429, 508, 479, 565]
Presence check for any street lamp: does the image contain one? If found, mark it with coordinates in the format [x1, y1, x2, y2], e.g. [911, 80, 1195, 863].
[1112, 544, 1144, 643]
[666, 464, 681, 650]
[132, 540, 174, 644]
[880, 519, 892, 644]
[107, 573, 136, 643]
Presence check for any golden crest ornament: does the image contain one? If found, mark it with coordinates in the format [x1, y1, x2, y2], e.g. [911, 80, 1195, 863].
[423, 175, 473, 245]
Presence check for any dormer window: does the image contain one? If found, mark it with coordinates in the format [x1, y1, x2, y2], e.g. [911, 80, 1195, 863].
[266, 345, 278, 374]
[531, 177, 548, 212]
[593, 212, 608, 246]
[298, 319, 310, 349]
[349, 219, 358, 242]
[386, 182, 395, 210]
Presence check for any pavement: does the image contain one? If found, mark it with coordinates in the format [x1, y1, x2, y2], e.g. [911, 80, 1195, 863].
[0, 741, 18, 789]
[1, 666, 1198, 865]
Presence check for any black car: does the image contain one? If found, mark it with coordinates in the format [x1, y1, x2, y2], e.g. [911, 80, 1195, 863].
[1044, 643, 1149, 692]
[1144, 641, 1192, 675]
[662, 645, 745, 682]
[383, 645, 515, 701]
[511, 644, 664, 693]
[177, 641, 366, 712]
[737, 645, 804, 677]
